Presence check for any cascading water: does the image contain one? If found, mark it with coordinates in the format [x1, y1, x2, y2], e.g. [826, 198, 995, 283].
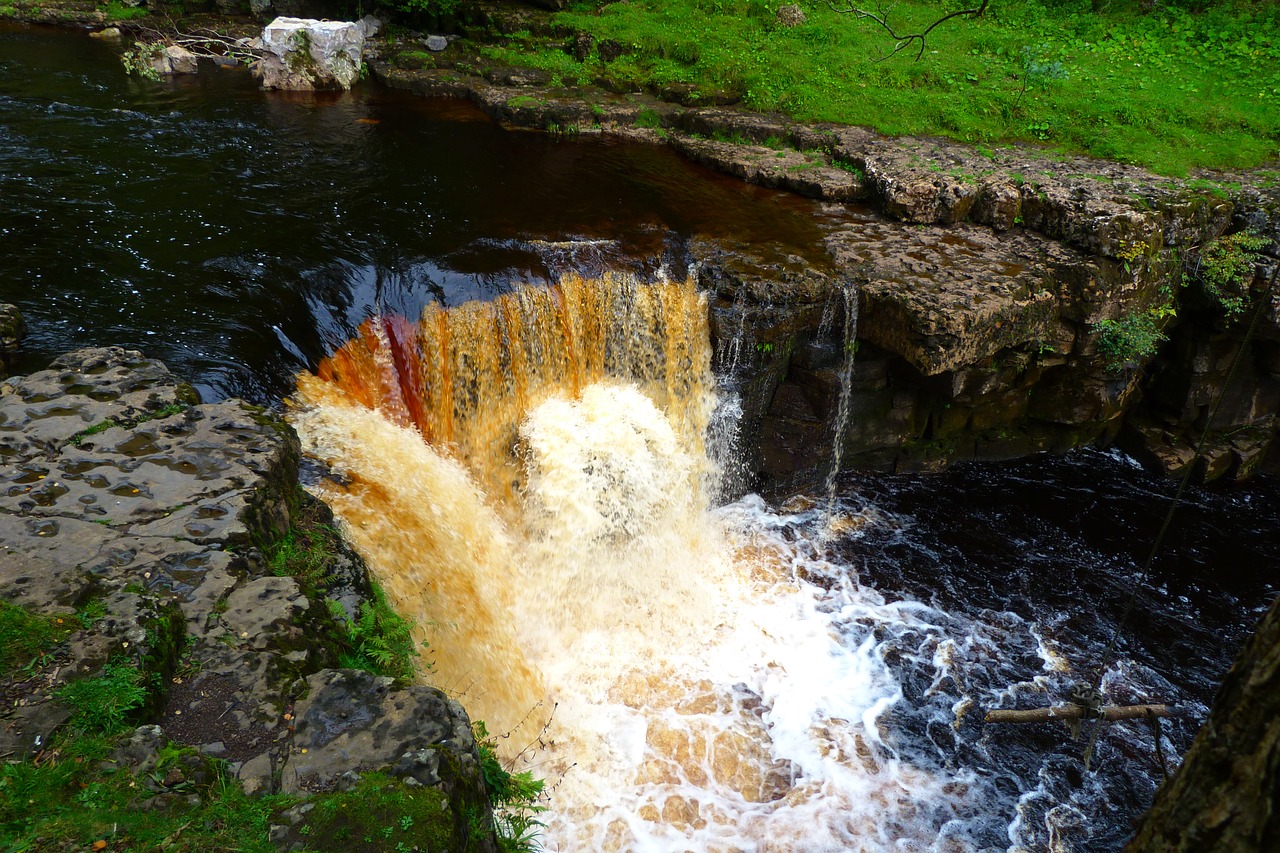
[824, 283, 860, 517]
[289, 272, 1197, 851]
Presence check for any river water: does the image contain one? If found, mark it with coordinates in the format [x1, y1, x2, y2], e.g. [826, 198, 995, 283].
[3, 22, 1277, 852]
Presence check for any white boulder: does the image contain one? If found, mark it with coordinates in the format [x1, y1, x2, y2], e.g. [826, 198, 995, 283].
[255, 17, 364, 91]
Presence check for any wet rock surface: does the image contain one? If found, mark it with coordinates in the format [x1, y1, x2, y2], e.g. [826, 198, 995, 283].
[367, 42, 1280, 486]
[0, 303, 22, 377]
[0, 348, 492, 848]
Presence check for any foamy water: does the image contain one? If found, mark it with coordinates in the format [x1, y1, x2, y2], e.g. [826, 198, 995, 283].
[290, 275, 1192, 851]
[291, 379, 1041, 851]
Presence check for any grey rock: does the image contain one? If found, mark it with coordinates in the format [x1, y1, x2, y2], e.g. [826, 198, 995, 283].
[221, 576, 308, 650]
[0, 703, 71, 757]
[424, 35, 448, 52]
[0, 304, 23, 369]
[256, 17, 365, 90]
[149, 45, 200, 76]
[282, 668, 477, 794]
[110, 725, 167, 773]
[240, 751, 275, 796]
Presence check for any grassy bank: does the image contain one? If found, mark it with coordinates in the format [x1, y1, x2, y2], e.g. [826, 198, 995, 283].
[471, 0, 1280, 175]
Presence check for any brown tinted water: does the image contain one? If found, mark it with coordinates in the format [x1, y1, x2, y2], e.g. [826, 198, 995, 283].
[0, 21, 850, 402]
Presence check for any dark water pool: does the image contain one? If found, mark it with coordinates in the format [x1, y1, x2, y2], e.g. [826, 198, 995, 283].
[0, 22, 848, 402]
[829, 449, 1278, 850]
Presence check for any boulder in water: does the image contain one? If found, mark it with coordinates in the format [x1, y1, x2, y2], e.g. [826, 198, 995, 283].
[255, 17, 364, 90]
[149, 45, 199, 76]
[0, 303, 24, 376]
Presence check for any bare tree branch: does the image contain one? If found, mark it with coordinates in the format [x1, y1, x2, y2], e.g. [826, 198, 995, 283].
[828, 0, 991, 61]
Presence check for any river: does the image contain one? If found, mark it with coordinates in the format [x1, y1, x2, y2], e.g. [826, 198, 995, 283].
[2, 22, 1276, 852]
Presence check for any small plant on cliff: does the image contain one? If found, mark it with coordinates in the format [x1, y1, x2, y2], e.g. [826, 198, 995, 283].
[474, 721, 546, 853]
[1093, 311, 1166, 372]
[328, 582, 423, 685]
[634, 108, 663, 129]
[1195, 231, 1270, 318]
[121, 42, 165, 82]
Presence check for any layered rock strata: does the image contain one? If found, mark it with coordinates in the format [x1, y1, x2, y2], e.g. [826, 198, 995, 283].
[0, 348, 494, 847]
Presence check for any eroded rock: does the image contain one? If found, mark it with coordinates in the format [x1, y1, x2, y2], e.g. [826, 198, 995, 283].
[256, 17, 364, 90]
[0, 303, 25, 377]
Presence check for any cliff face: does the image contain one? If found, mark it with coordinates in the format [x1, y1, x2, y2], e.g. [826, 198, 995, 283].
[678, 126, 1280, 492]
[370, 62, 1280, 490]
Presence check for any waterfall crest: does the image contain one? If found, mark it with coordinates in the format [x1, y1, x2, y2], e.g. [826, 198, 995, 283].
[290, 273, 985, 851]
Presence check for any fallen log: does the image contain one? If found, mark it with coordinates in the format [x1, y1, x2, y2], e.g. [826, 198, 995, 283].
[985, 704, 1183, 724]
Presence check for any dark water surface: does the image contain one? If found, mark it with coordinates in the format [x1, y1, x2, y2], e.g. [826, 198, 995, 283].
[0, 22, 846, 402]
[827, 449, 1278, 850]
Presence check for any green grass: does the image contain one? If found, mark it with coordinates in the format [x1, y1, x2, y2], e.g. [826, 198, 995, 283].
[55, 659, 150, 736]
[101, 0, 149, 19]
[0, 733, 290, 852]
[474, 0, 1280, 174]
[0, 601, 78, 677]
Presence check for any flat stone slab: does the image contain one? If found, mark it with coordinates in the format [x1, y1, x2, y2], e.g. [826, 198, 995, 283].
[826, 217, 1113, 375]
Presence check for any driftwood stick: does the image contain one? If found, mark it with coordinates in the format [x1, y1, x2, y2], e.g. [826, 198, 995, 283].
[985, 704, 1183, 724]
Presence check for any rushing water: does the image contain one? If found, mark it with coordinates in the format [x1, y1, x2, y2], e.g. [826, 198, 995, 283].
[4, 23, 1278, 852]
[0, 22, 846, 402]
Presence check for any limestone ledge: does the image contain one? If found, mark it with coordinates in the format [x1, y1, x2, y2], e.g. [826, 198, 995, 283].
[0, 347, 494, 849]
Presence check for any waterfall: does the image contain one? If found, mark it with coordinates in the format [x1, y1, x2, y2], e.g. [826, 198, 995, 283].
[289, 273, 1012, 851]
[825, 283, 860, 516]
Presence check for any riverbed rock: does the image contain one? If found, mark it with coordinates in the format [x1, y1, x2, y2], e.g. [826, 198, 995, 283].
[149, 45, 199, 76]
[0, 303, 23, 377]
[256, 17, 364, 90]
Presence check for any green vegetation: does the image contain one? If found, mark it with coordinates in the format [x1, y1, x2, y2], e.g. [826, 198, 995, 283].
[101, 0, 149, 19]
[474, 722, 546, 853]
[265, 506, 425, 685]
[506, 94, 545, 109]
[0, 601, 77, 677]
[1, 732, 289, 852]
[55, 659, 150, 736]
[1195, 230, 1270, 317]
[267, 525, 340, 592]
[471, 0, 1280, 174]
[1, 731, 507, 852]
[635, 107, 663, 128]
[1093, 310, 1167, 370]
[285, 772, 458, 851]
[328, 582, 424, 685]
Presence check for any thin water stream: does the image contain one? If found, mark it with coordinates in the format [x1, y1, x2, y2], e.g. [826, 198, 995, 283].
[3, 22, 1277, 852]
